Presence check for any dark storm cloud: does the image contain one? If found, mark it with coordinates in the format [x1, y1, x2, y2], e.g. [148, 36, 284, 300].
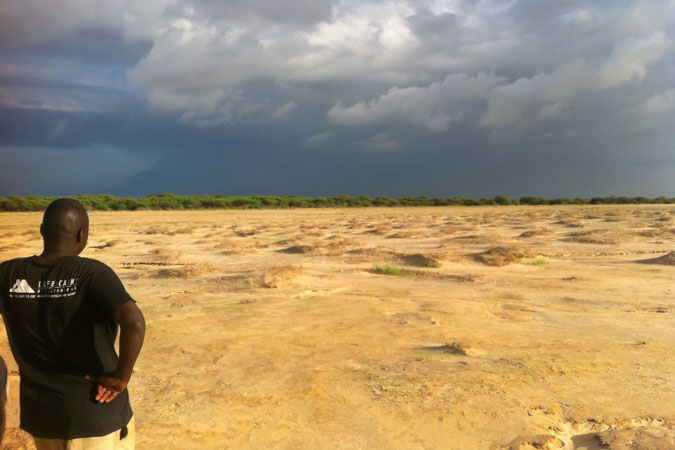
[0, 143, 159, 196]
[27, 29, 153, 67]
[189, 0, 336, 25]
[0, 0, 673, 196]
[406, 9, 459, 49]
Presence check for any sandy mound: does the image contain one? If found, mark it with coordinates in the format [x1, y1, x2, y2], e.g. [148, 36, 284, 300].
[262, 265, 305, 288]
[347, 246, 399, 263]
[506, 434, 563, 449]
[92, 239, 125, 249]
[274, 239, 301, 246]
[563, 230, 631, 245]
[302, 230, 325, 237]
[401, 253, 445, 268]
[423, 341, 484, 356]
[367, 266, 480, 282]
[386, 232, 415, 239]
[637, 251, 675, 265]
[596, 423, 675, 448]
[279, 242, 346, 256]
[362, 225, 390, 235]
[215, 240, 257, 255]
[316, 242, 347, 256]
[471, 246, 536, 266]
[518, 229, 548, 238]
[144, 226, 193, 235]
[447, 234, 503, 246]
[347, 247, 446, 267]
[636, 229, 672, 239]
[234, 228, 257, 237]
[148, 248, 183, 262]
[553, 220, 583, 228]
[209, 270, 276, 292]
[324, 236, 358, 246]
[153, 263, 219, 279]
[169, 227, 194, 235]
[279, 244, 315, 254]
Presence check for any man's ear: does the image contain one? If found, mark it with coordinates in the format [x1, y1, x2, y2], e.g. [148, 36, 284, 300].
[77, 228, 85, 243]
[40, 223, 46, 237]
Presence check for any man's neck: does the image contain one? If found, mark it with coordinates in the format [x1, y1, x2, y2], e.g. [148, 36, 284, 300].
[39, 247, 79, 261]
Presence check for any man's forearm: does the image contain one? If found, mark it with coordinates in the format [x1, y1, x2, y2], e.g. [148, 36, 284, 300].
[115, 320, 145, 383]
[113, 301, 146, 384]
[86, 312, 144, 402]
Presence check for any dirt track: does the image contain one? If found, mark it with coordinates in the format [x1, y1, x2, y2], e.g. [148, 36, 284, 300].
[1, 206, 673, 449]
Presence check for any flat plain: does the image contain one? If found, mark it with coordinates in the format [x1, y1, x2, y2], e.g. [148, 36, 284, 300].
[0, 205, 673, 449]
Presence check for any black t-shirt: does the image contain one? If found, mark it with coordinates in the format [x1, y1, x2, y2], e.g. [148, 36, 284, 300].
[0, 255, 134, 439]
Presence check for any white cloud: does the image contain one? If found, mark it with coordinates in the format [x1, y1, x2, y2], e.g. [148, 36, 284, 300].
[538, 101, 569, 121]
[356, 132, 402, 152]
[570, 9, 593, 26]
[328, 25, 670, 137]
[303, 131, 335, 148]
[595, 32, 670, 89]
[273, 101, 298, 118]
[613, 1, 672, 36]
[2, 0, 673, 139]
[630, 90, 675, 116]
[147, 88, 260, 128]
[328, 73, 504, 131]
[124, 1, 428, 125]
[480, 32, 671, 138]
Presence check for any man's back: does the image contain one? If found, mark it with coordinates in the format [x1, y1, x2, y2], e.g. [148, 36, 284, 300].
[0, 255, 134, 439]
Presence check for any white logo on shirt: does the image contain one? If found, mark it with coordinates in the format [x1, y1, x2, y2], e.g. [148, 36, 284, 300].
[9, 279, 35, 293]
[8, 278, 78, 299]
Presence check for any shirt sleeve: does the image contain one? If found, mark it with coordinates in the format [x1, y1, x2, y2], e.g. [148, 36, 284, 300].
[88, 267, 135, 317]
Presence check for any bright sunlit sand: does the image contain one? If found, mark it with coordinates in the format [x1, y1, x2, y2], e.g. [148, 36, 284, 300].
[1, 205, 673, 449]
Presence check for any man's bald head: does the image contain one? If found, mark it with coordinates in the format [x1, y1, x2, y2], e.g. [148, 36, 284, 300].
[40, 198, 89, 254]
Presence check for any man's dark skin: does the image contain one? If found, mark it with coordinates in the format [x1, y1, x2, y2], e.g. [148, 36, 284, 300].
[39, 199, 145, 403]
[0, 357, 6, 444]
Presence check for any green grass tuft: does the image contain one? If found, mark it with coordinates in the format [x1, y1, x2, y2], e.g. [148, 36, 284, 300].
[524, 258, 548, 265]
[370, 264, 413, 276]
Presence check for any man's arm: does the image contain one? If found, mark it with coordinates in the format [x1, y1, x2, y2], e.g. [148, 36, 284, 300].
[86, 301, 145, 403]
[0, 356, 7, 445]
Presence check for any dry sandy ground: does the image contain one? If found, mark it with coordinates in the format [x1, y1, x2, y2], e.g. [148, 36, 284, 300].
[0, 206, 673, 449]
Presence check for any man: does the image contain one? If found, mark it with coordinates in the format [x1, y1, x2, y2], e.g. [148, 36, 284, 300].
[0, 198, 145, 449]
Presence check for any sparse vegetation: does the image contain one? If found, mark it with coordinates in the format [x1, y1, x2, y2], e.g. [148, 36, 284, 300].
[369, 264, 413, 276]
[0, 194, 673, 211]
[524, 259, 548, 265]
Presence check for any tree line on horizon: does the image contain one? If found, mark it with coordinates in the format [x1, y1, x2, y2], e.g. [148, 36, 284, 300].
[0, 194, 673, 212]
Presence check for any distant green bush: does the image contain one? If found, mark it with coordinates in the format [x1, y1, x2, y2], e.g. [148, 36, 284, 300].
[519, 196, 549, 205]
[0, 194, 671, 211]
[494, 195, 513, 205]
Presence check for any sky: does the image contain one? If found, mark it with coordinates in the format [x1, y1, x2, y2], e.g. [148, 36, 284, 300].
[1, 0, 673, 198]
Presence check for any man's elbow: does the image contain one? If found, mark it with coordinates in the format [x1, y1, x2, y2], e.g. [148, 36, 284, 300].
[121, 312, 146, 334]
[116, 302, 146, 334]
[122, 316, 146, 334]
